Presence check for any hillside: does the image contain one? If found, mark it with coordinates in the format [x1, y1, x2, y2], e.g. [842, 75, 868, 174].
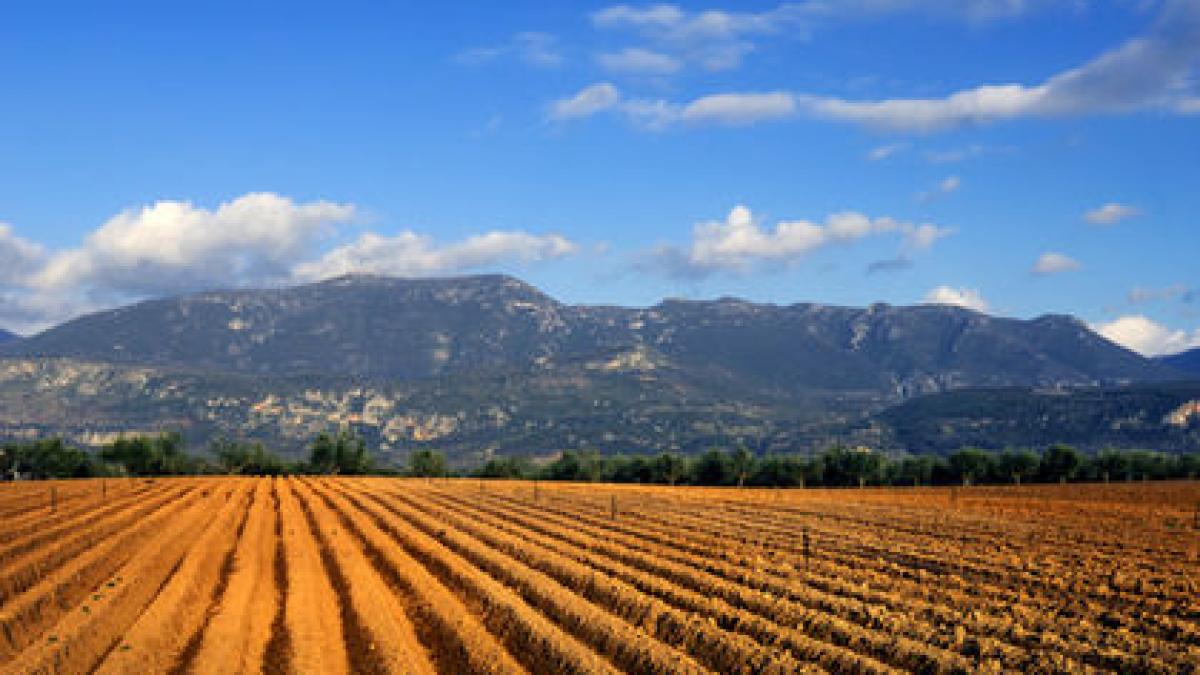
[0, 274, 1192, 461]
[1158, 348, 1200, 376]
[3, 274, 1177, 392]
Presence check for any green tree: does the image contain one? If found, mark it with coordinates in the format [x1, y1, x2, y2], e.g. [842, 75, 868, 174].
[650, 452, 687, 486]
[729, 445, 756, 488]
[1040, 444, 1083, 482]
[1093, 448, 1132, 482]
[475, 455, 534, 479]
[948, 448, 994, 486]
[690, 448, 732, 486]
[306, 430, 373, 475]
[409, 449, 447, 478]
[101, 433, 190, 476]
[997, 449, 1040, 484]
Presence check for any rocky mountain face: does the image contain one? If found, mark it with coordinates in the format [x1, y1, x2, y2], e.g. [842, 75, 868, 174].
[0, 274, 1190, 462]
[2, 274, 1176, 392]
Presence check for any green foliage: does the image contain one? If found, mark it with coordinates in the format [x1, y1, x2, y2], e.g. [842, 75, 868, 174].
[1039, 444, 1084, 482]
[100, 433, 193, 476]
[1, 438, 101, 479]
[540, 450, 604, 482]
[306, 429, 373, 475]
[210, 438, 293, 475]
[408, 449, 448, 478]
[948, 448, 994, 485]
[471, 444, 1200, 488]
[475, 455, 535, 479]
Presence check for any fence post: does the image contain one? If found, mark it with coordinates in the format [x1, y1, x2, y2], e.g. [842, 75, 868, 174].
[50, 486, 57, 513]
[802, 526, 811, 570]
[611, 494, 617, 520]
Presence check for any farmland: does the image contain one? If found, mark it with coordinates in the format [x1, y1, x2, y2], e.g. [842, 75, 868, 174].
[1, 477, 1197, 673]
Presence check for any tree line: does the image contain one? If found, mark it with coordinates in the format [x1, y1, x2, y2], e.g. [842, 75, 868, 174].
[465, 444, 1200, 487]
[0, 430, 379, 479]
[3, 432, 1199, 486]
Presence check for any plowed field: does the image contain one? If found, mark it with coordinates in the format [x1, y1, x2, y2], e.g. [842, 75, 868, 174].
[1, 477, 1197, 673]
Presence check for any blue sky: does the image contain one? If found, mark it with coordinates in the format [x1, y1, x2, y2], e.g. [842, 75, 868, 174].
[0, 1, 1197, 354]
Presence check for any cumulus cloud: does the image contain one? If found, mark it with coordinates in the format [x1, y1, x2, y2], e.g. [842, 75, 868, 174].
[922, 285, 989, 312]
[596, 47, 681, 74]
[1031, 251, 1082, 276]
[1084, 202, 1141, 225]
[645, 205, 951, 278]
[292, 231, 579, 281]
[0, 193, 582, 333]
[0, 224, 47, 286]
[1092, 314, 1200, 356]
[34, 193, 356, 297]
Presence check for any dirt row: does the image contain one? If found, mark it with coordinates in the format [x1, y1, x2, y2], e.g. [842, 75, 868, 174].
[1, 476, 1196, 674]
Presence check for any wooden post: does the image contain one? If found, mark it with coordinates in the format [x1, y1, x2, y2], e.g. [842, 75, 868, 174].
[802, 526, 811, 570]
[610, 494, 617, 520]
[50, 486, 57, 513]
[102, 480, 106, 499]
[534, 480, 540, 504]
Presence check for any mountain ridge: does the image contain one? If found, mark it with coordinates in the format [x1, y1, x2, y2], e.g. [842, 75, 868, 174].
[1, 273, 1178, 392]
[0, 274, 1192, 461]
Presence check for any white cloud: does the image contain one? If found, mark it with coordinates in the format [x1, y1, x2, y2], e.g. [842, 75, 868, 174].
[680, 92, 796, 123]
[548, 85, 796, 128]
[0, 224, 46, 286]
[1092, 315, 1200, 356]
[1084, 202, 1141, 225]
[293, 231, 579, 281]
[591, 4, 800, 71]
[923, 286, 989, 312]
[34, 193, 355, 297]
[457, 32, 564, 69]
[0, 193, 582, 333]
[646, 204, 951, 278]
[561, 1, 1199, 132]
[917, 175, 962, 202]
[867, 142, 910, 161]
[1032, 251, 1082, 276]
[577, 1, 1196, 131]
[596, 47, 681, 74]
[588, 2, 1068, 73]
[548, 83, 621, 120]
[795, 0, 1200, 131]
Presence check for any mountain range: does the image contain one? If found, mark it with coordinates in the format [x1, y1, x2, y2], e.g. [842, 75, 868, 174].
[0, 274, 1195, 464]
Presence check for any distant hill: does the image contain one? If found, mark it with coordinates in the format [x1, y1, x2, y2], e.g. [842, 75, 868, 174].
[875, 382, 1200, 453]
[0, 329, 18, 344]
[1158, 348, 1200, 376]
[3, 274, 1177, 393]
[0, 274, 1190, 462]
